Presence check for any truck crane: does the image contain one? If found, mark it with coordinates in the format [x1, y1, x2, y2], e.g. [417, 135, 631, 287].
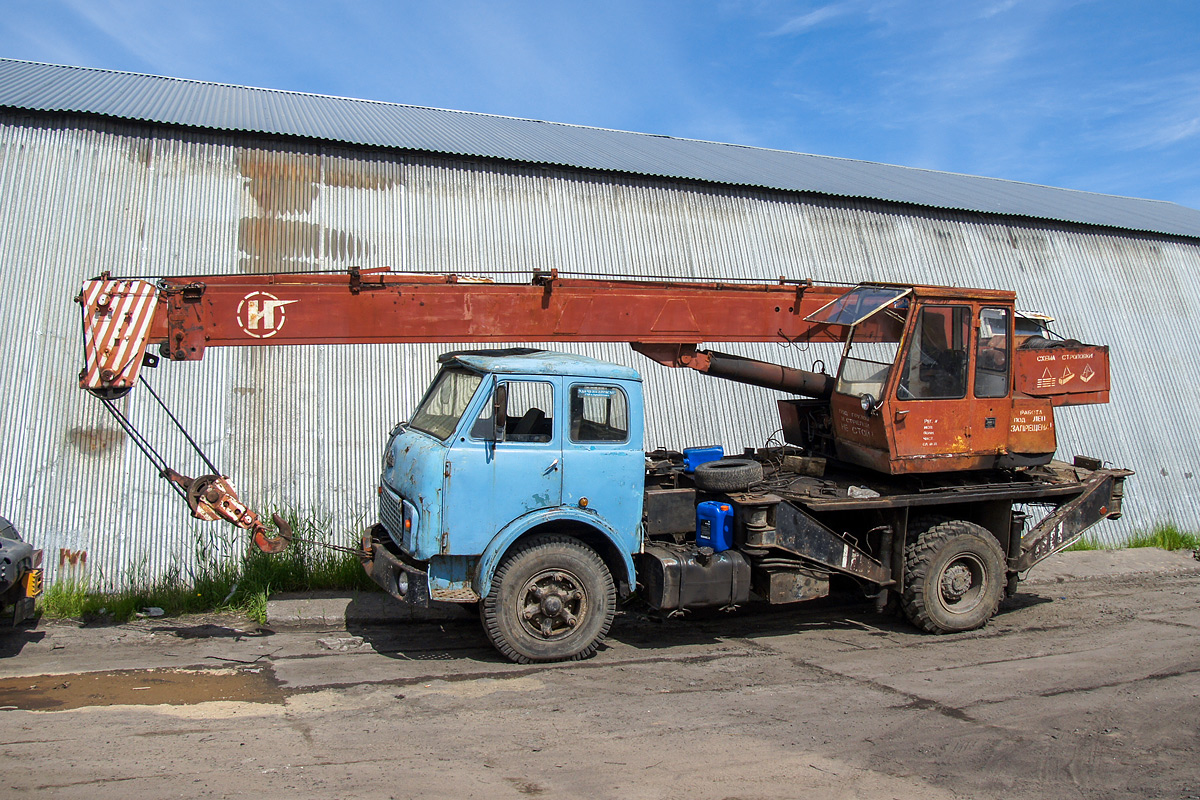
[77, 268, 1130, 662]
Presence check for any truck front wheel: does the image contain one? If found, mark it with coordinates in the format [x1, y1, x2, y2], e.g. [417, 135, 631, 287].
[902, 520, 1005, 634]
[481, 535, 616, 663]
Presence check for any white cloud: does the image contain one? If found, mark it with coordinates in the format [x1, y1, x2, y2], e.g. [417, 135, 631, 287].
[770, 1, 859, 35]
[56, 0, 217, 76]
[981, 0, 1022, 18]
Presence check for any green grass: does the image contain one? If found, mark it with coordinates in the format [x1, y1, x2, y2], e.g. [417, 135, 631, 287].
[1063, 536, 1106, 552]
[38, 508, 379, 624]
[1065, 523, 1199, 553]
[1124, 523, 1200, 551]
[41, 515, 1197, 623]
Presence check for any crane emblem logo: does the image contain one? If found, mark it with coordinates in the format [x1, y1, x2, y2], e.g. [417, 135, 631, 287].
[237, 291, 298, 338]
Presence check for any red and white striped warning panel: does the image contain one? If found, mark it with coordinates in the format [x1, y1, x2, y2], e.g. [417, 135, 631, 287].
[79, 279, 159, 392]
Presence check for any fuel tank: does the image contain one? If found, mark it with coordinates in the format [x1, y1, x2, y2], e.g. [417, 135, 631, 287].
[638, 543, 750, 612]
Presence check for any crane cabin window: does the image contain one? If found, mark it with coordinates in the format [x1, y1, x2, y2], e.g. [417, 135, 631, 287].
[897, 306, 971, 400]
[808, 285, 912, 326]
[975, 308, 1011, 398]
[834, 295, 910, 398]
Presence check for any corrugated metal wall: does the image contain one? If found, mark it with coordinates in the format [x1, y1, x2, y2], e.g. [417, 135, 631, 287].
[2, 114, 1196, 588]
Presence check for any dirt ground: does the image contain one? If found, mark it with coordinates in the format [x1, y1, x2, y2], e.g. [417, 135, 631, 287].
[1, 555, 1198, 800]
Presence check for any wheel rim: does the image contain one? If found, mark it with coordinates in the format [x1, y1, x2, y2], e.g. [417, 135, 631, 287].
[936, 553, 988, 615]
[517, 568, 589, 641]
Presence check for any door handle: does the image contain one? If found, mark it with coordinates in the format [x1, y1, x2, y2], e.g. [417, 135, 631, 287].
[543, 459, 559, 475]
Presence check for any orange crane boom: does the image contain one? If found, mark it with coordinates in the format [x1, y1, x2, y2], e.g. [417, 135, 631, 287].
[78, 268, 851, 396]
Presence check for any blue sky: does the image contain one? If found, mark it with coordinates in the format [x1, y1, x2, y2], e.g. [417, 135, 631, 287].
[3, 0, 1199, 208]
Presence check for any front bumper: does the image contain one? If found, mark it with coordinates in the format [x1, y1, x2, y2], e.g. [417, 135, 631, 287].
[361, 524, 430, 607]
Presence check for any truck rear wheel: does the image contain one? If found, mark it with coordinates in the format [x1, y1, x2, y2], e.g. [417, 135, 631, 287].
[903, 520, 1005, 634]
[481, 534, 616, 664]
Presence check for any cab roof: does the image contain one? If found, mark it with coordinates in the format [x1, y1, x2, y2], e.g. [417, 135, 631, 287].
[439, 348, 642, 381]
[852, 282, 1016, 301]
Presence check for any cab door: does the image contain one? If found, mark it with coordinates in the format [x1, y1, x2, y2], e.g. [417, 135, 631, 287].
[970, 306, 1014, 457]
[442, 378, 562, 555]
[887, 304, 1011, 470]
[560, 381, 643, 554]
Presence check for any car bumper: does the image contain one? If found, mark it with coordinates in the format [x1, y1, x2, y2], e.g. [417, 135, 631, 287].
[361, 524, 430, 607]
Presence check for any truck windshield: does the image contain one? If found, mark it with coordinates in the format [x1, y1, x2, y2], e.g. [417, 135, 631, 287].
[409, 367, 484, 441]
[835, 300, 909, 398]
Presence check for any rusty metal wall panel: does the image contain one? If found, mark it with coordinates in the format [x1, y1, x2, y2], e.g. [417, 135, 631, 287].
[1, 115, 1196, 593]
[0, 118, 408, 588]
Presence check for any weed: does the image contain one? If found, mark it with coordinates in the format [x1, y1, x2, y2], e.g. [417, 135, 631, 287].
[1064, 537, 1106, 552]
[39, 577, 92, 618]
[1124, 523, 1200, 551]
[38, 508, 378, 623]
[1064, 523, 1197, 553]
[243, 585, 270, 625]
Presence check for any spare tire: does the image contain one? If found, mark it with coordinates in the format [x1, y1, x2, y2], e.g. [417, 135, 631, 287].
[694, 458, 763, 492]
[1019, 336, 1082, 350]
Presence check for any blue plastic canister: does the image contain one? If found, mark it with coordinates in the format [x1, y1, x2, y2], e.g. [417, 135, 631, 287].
[696, 500, 734, 552]
[683, 445, 724, 473]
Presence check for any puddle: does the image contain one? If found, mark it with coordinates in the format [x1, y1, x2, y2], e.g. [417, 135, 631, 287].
[0, 667, 286, 711]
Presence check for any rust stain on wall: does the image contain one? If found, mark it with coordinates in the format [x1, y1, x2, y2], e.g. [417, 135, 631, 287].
[323, 152, 400, 190]
[238, 151, 321, 214]
[126, 140, 152, 168]
[324, 228, 366, 260]
[66, 426, 124, 454]
[235, 148, 385, 273]
[238, 218, 321, 258]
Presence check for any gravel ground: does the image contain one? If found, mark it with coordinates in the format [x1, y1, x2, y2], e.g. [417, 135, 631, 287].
[0, 548, 1197, 800]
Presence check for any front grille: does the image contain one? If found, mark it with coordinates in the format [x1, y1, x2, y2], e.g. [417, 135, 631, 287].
[378, 487, 406, 548]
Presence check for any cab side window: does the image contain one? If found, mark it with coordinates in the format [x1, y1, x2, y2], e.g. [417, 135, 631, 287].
[569, 385, 628, 442]
[470, 381, 554, 442]
[504, 381, 554, 442]
[974, 308, 1010, 398]
[898, 306, 970, 400]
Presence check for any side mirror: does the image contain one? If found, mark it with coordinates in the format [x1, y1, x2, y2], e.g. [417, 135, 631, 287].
[490, 382, 508, 442]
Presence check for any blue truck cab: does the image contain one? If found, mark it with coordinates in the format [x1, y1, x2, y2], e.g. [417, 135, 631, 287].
[366, 348, 645, 662]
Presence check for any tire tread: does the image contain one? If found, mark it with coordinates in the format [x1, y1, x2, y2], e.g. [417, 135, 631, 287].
[693, 458, 764, 492]
[902, 520, 1004, 634]
[481, 534, 615, 664]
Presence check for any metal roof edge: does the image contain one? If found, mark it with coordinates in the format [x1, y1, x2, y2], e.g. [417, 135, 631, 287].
[3, 58, 1199, 241]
